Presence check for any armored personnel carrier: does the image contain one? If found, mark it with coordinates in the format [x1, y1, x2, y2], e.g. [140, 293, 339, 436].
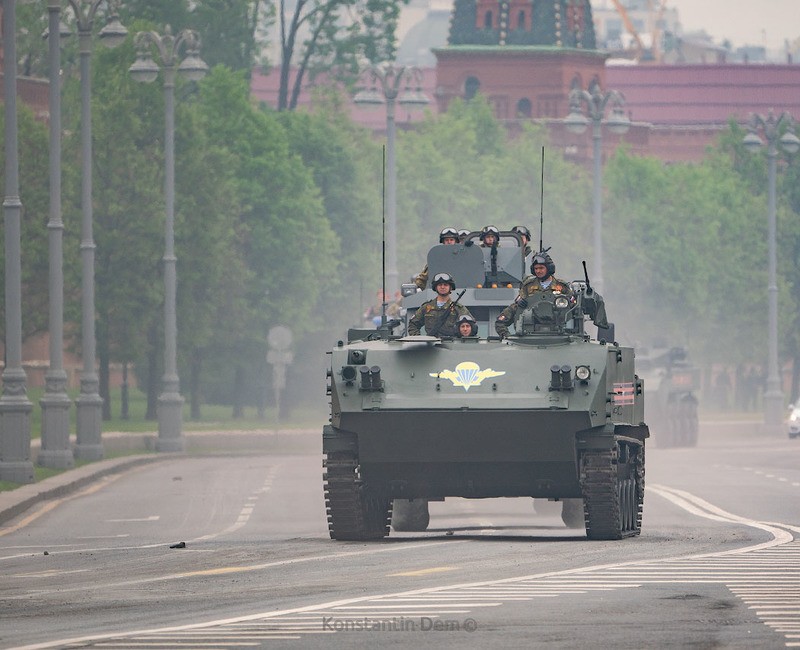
[637, 344, 699, 448]
[324, 231, 649, 541]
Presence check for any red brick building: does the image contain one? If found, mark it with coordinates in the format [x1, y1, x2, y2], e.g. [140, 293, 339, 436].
[253, 1, 800, 165]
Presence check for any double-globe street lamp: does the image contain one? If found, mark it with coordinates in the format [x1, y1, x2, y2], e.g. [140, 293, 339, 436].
[129, 27, 208, 451]
[0, 0, 34, 483]
[67, 0, 127, 460]
[39, 1, 127, 468]
[565, 77, 630, 295]
[742, 111, 800, 431]
[353, 64, 429, 297]
[38, 1, 74, 469]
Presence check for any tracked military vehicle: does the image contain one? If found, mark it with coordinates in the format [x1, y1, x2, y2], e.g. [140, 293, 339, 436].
[638, 345, 699, 448]
[324, 231, 649, 541]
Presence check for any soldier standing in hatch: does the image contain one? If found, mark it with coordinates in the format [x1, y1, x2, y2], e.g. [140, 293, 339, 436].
[512, 225, 533, 257]
[408, 273, 472, 337]
[414, 227, 459, 290]
[495, 252, 572, 338]
[479, 225, 500, 248]
[456, 313, 479, 338]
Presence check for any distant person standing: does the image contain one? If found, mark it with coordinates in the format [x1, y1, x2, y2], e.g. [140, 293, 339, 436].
[715, 369, 731, 411]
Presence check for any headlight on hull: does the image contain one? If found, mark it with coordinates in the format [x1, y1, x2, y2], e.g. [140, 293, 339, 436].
[554, 295, 570, 309]
[575, 365, 591, 381]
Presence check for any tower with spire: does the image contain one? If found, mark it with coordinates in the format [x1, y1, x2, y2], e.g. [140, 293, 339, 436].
[435, 0, 606, 120]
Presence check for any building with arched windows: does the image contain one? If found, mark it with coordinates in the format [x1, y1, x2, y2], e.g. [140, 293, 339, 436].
[251, 0, 800, 164]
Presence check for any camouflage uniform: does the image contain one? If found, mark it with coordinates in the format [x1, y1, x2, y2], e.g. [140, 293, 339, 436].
[495, 275, 573, 338]
[408, 298, 472, 337]
[414, 264, 429, 290]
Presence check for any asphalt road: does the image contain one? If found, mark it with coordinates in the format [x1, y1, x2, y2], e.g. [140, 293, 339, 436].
[2, 429, 799, 649]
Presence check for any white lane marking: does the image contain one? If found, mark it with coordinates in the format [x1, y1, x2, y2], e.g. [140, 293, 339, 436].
[12, 485, 800, 650]
[11, 569, 90, 578]
[192, 466, 277, 543]
[647, 484, 793, 546]
[105, 516, 160, 523]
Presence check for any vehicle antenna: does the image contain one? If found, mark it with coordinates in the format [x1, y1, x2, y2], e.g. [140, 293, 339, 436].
[539, 146, 545, 253]
[381, 145, 387, 327]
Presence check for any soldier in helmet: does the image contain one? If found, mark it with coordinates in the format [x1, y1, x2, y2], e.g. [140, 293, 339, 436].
[456, 313, 478, 338]
[495, 252, 573, 338]
[458, 229, 471, 243]
[408, 272, 472, 337]
[414, 227, 459, 290]
[511, 225, 532, 257]
[479, 225, 500, 248]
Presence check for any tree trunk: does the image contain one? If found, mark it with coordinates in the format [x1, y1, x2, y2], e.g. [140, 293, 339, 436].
[98, 342, 111, 421]
[146, 322, 158, 420]
[121, 363, 129, 420]
[233, 365, 245, 418]
[190, 350, 202, 420]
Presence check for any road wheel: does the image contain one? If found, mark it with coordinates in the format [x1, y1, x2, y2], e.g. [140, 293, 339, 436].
[391, 499, 430, 532]
[324, 452, 392, 541]
[582, 440, 644, 540]
[560, 498, 585, 529]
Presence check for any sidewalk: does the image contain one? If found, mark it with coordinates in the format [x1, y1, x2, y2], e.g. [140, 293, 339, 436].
[0, 428, 320, 527]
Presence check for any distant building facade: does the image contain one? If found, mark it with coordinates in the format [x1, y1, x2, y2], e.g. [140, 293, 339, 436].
[250, 0, 800, 165]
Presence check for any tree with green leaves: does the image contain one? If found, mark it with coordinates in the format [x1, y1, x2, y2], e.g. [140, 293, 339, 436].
[276, 0, 405, 111]
[0, 105, 52, 343]
[61, 36, 165, 418]
[193, 66, 337, 415]
[277, 89, 381, 326]
[395, 96, 590, 285]
[603, 144, 783, 369]
[173, 102, 245, 419]
[120, 1, 266, 74]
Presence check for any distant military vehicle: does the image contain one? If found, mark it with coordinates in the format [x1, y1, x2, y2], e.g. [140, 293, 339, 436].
[637, 345, 699, 448]
[324, 232, 649, 541]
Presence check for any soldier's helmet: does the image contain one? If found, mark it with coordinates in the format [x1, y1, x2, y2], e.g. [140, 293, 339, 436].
[531, 252, 556, 276]
[479, 225, 500, 242]
[456, 313, 478, 337]
[512, 225, 531, 241]
[457, 229, 470, 241]
[431, 272, 456, 291]
[439, 227, 459, 243]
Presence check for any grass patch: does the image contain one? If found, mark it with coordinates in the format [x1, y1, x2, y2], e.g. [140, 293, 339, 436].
[23, 387, 324, 437]
[0, 463, 75, 491]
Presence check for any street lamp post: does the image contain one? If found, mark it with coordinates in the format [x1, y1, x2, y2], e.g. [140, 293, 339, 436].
[743, 111, 800, 432]
[0, 0, 34, 483]
[353, 64, 429, 296]
[129, 26, 208, 452]
[38, 0, 74, 469]
[565, 78, 630, 295]
[64, 0, 127, 461]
